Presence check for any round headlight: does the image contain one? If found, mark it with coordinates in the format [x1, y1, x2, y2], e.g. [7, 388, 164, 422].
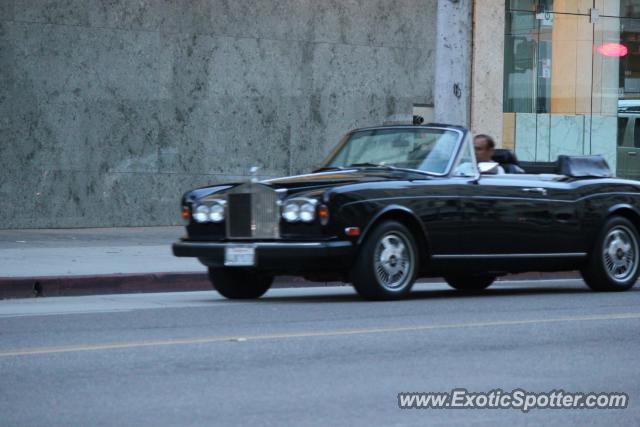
[209, 203, 225, 222]
[193, 204, 210, 223]
[299, 202, 316, 222]
[282, 203, 300, 222]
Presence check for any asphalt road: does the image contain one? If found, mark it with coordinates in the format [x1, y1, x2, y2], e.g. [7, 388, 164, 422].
[1, 279, 639, 426]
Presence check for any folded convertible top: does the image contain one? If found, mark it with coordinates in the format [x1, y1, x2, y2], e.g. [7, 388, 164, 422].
[520, 155, 612, 178]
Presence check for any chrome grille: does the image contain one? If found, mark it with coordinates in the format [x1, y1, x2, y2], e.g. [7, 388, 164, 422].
[227, 194, 252, 237]
[226, 183, 280, 239]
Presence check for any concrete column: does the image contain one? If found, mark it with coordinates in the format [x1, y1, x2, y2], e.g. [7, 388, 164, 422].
[470, 0, 505, 146]
[434, 0, 473, 127]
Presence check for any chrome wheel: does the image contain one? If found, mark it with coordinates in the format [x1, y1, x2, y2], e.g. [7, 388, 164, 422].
[373, 232, 415, 290]
[602, 225, 639, 283]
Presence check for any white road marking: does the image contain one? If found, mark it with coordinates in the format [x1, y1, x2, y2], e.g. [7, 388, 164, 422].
[1, 312, 639, 358]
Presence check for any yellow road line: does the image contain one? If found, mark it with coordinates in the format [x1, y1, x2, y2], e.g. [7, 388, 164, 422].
[2, 312, 639, 358]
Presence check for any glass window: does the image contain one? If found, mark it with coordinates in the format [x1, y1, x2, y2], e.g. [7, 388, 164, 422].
[601, 0, 640, 18]
[618, 117, 630, 146]
[507, 0, 552, 12]
[502, 1, 640, 179]
[324, 128, 461, 175]
[503, 10, 552, 113]
[634, 119, 640, 147]
[507, 0, 592, 15]
[601, 16, 640, 175]
[452, 134, 478, 177]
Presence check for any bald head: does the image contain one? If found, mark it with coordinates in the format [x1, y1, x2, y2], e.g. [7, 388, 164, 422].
[474, 134, 496, 162]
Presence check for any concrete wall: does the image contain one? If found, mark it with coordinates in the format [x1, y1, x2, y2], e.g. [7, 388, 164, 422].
[0, 0, 436, 229]
[434, 0, 472, 127]
[470, 0, 504, 145]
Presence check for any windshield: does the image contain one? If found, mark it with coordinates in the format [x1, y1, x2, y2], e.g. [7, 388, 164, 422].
[323, 128, 462, 174]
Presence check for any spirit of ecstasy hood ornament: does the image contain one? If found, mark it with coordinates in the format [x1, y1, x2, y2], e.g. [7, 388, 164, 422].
[250, 166, 260, 183]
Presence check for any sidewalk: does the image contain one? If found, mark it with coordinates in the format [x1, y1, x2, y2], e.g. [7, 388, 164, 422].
[0, 227, 205, 298]
[0, 226, 347, 299]
[0, 226, 580, 299]
[0, 227, 199, 277]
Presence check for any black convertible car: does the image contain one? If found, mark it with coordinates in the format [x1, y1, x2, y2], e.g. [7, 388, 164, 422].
[173, 122, 640, 300]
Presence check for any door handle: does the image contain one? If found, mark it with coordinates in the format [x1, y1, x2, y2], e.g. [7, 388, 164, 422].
[522, 187, 548, 196]
[629, 152, 637, 156]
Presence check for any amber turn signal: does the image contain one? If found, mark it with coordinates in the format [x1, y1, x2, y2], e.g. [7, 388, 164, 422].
[181, 206, 190, 221]
[345, 227, 360, 237]
[318, 205, 330, 225]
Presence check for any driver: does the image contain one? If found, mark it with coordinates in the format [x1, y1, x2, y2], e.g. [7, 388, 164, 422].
[474, 134, 504, 174]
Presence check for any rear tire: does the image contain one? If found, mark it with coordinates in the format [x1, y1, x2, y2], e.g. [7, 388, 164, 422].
[351, 220, 419, 300]
[581, 216, 640, 292]
[208, 268, 273, 299]
[444, 275, 495, 292]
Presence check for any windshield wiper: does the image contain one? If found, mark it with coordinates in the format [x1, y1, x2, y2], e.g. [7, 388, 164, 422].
[313, 166, 347, 172]
[348, 162, 397, 169]
[314, 163, 437, 177]
[348, 163, 437, 177]
[313, 163, 390, 172]
[314, 163, 388, 172]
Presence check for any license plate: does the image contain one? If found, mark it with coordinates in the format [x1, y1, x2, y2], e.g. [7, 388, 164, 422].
[224, 246, 256, 266]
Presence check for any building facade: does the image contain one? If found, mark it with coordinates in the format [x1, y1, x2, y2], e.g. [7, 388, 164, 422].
[3, 1, 638, 229]
[473, 0, 640, 181]
[0, 1, 439, 228]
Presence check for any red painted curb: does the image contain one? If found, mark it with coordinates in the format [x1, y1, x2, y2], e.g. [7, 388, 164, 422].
[0, 273, 210, 299]
[0, 273, 351, 299]
[0, 271, 582, 300]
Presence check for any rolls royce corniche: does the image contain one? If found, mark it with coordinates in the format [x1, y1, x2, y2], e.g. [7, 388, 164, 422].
[173, 120, 640, 300]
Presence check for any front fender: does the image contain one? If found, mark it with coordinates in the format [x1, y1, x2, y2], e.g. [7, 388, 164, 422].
[607, 203, 640, 217]
[357, 204, 427, 246]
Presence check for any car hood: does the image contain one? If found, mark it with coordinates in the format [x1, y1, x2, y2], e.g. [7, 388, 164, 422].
[261, 169, 422, 192]
[186, 168, 429, 202]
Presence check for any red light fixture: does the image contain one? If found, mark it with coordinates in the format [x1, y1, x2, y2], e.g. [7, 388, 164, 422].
[345, 227, 361, 237]
[181, 206, 190, 220]
[597, 43, 628, 57]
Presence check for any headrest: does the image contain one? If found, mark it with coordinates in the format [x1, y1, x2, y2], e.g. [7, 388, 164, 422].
[557, 155, 612, 178]
[492, 149, 519, 165]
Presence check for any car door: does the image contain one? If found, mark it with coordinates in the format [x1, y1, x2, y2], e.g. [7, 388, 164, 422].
[616, 115, 631, 178]
[455, 174, 580, 256]
[627, 117, 640, 180]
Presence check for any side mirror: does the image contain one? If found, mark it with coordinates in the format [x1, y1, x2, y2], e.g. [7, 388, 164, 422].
[478, 161, 500, 174]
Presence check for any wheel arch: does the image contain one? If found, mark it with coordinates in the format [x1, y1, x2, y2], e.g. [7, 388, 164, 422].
[586, 205, 640, 252]
[580, 204, 640, 291]
[358, 205, 430, 267]
[607, 204, 640, 232]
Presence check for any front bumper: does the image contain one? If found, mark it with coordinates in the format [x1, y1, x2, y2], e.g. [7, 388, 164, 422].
[172, 240, 355, 272]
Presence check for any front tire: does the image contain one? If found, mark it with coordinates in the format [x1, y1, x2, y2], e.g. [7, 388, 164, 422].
[208, 268, 273, 299]
[444, 275, 495, 292]
[351, 220, 419, 300]
[581, 216, 640, 292]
